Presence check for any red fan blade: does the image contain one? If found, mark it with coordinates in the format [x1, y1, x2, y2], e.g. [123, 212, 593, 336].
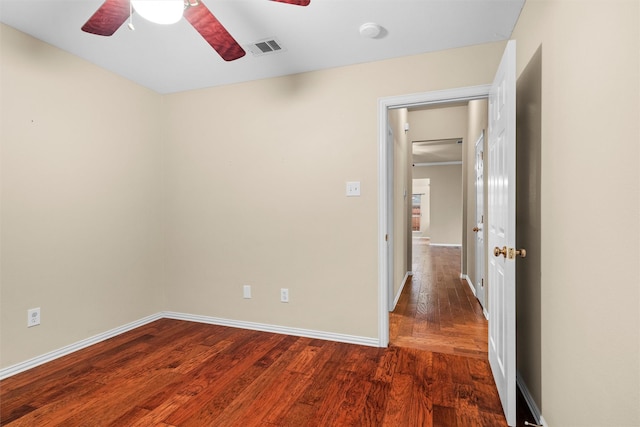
[271, 0, 310, 6]
[81, 0, 130, 36]
[184, 2, 246, 62]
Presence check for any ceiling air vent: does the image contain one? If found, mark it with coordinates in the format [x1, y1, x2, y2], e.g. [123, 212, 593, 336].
[247, 38, 286, 56]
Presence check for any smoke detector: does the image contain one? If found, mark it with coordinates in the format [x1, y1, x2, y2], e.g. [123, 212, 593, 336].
[359, 23, 383, 38]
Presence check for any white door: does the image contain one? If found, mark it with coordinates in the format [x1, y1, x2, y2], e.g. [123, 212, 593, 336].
[474, 131, 485, 309]
[487, 40, 517, 427]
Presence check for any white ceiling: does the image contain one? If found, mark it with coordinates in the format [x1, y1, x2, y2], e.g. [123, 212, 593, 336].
[0, 0, 524, 94]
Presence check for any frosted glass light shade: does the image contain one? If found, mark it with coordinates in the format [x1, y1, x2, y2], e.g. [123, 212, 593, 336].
[131, 0, 184, 25]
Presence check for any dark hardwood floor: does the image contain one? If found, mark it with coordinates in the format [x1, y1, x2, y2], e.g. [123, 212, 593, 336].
[1, 239, 535, 426]
[390, 239, 488, 358]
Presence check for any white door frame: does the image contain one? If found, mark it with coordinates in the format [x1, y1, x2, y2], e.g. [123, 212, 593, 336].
[377, 85, 491, 346]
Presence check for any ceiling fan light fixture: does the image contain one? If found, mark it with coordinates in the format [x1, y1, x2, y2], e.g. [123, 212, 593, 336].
[131, 0, 184, 25]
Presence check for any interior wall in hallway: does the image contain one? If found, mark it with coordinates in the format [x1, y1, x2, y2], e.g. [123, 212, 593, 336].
[389, 108, 412, 303]
[412, 165, 463, 245]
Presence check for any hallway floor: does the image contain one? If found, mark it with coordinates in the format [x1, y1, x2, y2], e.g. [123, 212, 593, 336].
[390, 239, 488, 358]
[390, 238, 537, 427]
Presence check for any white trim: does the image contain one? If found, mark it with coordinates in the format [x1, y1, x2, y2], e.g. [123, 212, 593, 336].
[463, 275, 489, 319]
[429, 243, 462, 247]
[378, 96, 390, 347]
[161, 311, 379, 348]
[391, 271, 412, 310]
[380, 85, 492, 110]
[413, 161, 463, 167]
[378, 85, 491, 349]
[0, 313, 162, 380]
[516, 372, 547, 427]
[462, 274, 477, 296]
[0, 311, 380, 380]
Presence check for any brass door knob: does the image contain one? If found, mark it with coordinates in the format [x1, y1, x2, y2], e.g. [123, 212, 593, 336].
[494, 246, 507, 258]
[472, 227, 480, 232]
[515, 248, 527, 258]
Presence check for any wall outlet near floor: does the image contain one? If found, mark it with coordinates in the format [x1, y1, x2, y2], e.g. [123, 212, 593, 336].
[243, 285, 252, 299]
[280, 288, 289, 303]
[27, 307, 41, 327]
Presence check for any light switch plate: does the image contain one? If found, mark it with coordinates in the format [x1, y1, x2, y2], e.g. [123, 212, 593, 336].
[27, 307, 40, 327]
[346, 181, 361, 197]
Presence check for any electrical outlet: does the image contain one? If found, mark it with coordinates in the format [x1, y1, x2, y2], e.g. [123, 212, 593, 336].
[280, 288, 289, 303]
[27, 307, 40, 327]
[243, 285, 252, 299]
[346, 181, 361, 197]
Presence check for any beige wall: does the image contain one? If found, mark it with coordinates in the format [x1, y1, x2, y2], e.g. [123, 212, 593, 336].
[389, 108, 412, 301]
[160, 41, 503, 336]
[0, 25, 165, 367]
[412, 165, 463, 245]
[408, 105, 467, 247]
[512, 1, 640, 425]
[1, 25, 507, 367]
[408, 105, 468, 144]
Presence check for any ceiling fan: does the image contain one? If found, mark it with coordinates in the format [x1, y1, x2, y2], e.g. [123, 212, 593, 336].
[81, 0, 310, 61]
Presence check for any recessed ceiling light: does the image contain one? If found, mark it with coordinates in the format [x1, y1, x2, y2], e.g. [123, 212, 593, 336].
[359, 23, 383, 39]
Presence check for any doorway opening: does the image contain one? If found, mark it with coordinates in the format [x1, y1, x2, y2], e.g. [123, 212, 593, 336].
[412, 178, 430, 235]
[377, 85, 492, 347]
[411, 194, 422, 232]
[388, 99, 489, 356]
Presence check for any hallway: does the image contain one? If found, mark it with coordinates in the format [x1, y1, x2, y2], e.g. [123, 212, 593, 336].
[390, 238, 488, 357]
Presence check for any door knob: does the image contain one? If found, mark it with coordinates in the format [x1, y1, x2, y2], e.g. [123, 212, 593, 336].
[472, 227, 480, 232]
[493, 246, 507, 258]
[493, 246, 526, 259]
[515, 248, 527, 258]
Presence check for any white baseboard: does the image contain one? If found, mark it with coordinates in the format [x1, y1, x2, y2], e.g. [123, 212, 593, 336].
[0, 312, 379, 380]
[461, 275, 489, 319]
[461, 274, 477, 296]
[429, 243, 462, 247]
[517, 371, 547, 426]
[391, 271, 412, 310]
[162, 311, 379, 348]
[0, 313, 162, 380]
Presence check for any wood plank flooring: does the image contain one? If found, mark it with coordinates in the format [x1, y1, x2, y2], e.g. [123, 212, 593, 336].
[1, 319, 507, 426]
[390, 239, 488, 358]
[1, 239, 531, 426]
